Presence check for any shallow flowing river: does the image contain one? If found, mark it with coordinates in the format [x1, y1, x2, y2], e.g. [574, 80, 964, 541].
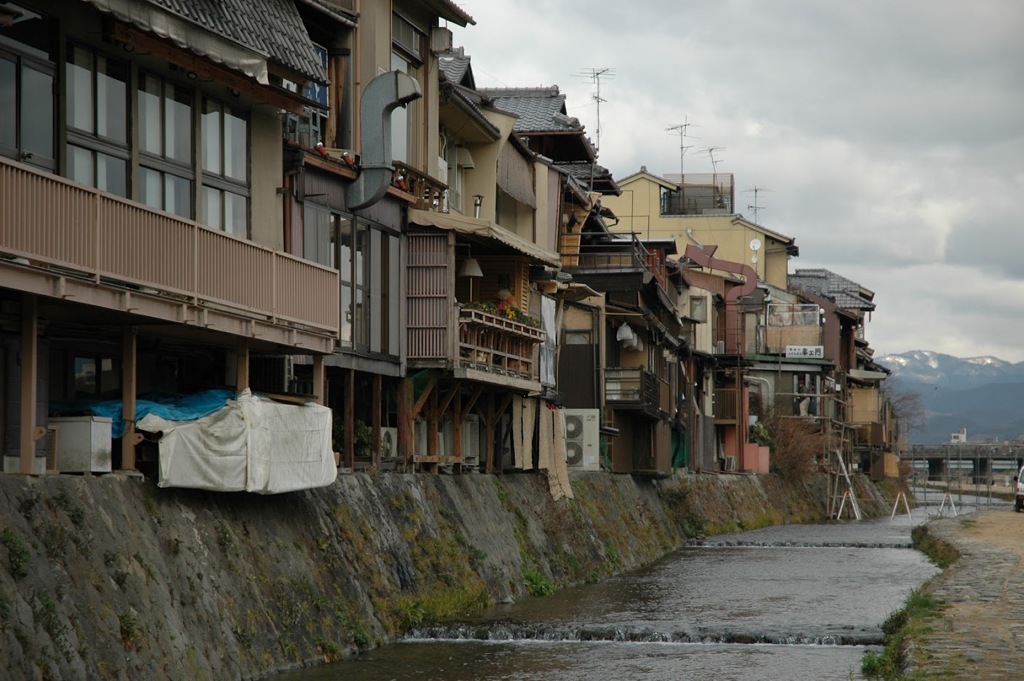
[273, 491, 1003, 681]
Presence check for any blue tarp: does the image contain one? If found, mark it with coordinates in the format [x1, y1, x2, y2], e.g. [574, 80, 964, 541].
[50, 390, 235, 439]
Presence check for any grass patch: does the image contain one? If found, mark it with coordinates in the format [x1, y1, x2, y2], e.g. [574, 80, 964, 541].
[910, 525, 960, 569]
[738, 510, 783, 531]
[1, 527, 31, 579]
[393, 584, 491, 629]
[862, 587, 945, 680]
[523, 568, 555, 597]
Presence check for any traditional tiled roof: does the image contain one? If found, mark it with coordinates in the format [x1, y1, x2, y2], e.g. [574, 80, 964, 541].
[439, 52, 473, 89]
[86, 0, 328, 82]
[438, 51, 501, 140]
[479, 86, 583, 133]
[295, 0, 356, 28]
[789, 268, 876, 311]
[419, 0, 475, 27]
[555, 161, 621, 195]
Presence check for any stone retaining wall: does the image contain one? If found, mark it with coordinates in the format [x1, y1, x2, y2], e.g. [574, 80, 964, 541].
[0, 470, 894, 680]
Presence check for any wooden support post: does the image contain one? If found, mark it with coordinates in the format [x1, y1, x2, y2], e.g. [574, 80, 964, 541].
[453, 391, 463, 472]
[483, 393, 496, 475]
[371, 375, 382, 469]
[398, 378, 413, 471]
[426, 388, 438, 469]
[235, 340, 250, 393]
[120, 326, 138, 471]
[345, 368, 355, 469]
[18, 294, 38, 475]
[312, 354, 325, 406]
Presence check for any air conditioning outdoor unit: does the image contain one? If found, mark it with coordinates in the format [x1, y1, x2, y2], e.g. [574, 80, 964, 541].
[714, 340, 725, 354]
[414, 420, 444, 457]
[563, 408, 600, 471]
[379, 427, 398, 460]
[462, 415, 481, 467]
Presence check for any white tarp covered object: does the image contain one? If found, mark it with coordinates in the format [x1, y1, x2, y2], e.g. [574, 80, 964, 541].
[138, 389, 336, 494]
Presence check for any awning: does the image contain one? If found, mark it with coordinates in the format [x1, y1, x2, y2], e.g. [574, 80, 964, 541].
[497, 142, 537, 208]
[87, 0, 270, 84]
[408, 209, 560, 267]
[848, 369, 888, 382]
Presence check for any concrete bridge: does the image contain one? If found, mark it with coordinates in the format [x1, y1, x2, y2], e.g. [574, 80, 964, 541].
[905, 443, 1024, 484]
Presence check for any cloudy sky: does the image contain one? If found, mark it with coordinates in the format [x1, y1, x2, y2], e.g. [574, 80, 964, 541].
[450, 1, 1024, 363]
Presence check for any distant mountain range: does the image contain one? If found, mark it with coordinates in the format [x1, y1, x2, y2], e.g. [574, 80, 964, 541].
[875, 350, 1024, 444]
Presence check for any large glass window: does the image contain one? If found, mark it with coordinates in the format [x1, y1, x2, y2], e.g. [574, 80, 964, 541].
[390, 13, 423, 165]
[66, 45, 129, 196]
[354, 221, 370, 349]
[138, 73, 193, 218]
[201, 97, 248, 237]
[0, 53, 55, 170]
[326, 211, 398, 358]
[0, 11, 56, 171]
[337, 214, 353, 345]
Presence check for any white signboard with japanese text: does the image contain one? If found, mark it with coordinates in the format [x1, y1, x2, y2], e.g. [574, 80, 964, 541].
[785, 345, 824, 359]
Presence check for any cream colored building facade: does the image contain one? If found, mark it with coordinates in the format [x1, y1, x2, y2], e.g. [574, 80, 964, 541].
[603, 170, 796, 289]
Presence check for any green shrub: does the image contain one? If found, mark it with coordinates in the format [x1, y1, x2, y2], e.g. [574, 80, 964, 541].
[1, 528, 30, 579]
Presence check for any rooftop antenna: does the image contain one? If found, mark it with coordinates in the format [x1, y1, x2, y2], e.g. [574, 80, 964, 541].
[577, 67, 614, 153]
[744, 185, 771, 225]
[666, 116, 699, 180]
[702, 146, 726, 209]
[702, 146, 725, 175]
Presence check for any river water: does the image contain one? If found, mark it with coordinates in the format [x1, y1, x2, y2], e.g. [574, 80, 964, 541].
[272, 491, 1005, 681]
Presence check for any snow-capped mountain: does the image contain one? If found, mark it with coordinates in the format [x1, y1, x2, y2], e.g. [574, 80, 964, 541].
[876, 350, 1024, 390]
[876, 350, 1024, 443]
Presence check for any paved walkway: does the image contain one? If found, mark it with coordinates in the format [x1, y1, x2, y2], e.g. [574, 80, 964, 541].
[907, 509, 1024, 679]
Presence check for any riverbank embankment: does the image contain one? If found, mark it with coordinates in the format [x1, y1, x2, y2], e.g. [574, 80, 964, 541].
[0, 470, 897, 680]
[906, 509, 1024, 679]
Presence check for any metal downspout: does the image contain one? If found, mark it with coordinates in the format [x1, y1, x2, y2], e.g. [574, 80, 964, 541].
[346, 70, 422, 211]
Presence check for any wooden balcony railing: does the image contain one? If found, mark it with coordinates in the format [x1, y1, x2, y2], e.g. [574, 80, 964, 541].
[392, 161, 447, 210]
[0, 156, 338, 337]
[605, 367, 661, 411]
[457, 307, 544, 381]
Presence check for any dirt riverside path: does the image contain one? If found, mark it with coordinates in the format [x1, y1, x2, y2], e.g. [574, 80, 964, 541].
[908, 508, 1024, 678]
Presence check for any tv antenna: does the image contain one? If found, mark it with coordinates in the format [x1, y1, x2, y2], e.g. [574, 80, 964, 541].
[666, 116, 699, 179]
[701, 146, 725, 175]
[578, 67, 615, 152]
[743, 185, 771, 224]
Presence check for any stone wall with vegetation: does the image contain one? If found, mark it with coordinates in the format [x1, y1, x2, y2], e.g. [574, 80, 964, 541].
[0, 470, 896, 680]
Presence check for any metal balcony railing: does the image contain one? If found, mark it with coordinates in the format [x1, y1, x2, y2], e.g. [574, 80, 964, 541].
[0, 156, 338, 335]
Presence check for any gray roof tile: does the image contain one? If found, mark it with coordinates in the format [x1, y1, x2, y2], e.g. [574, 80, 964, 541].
[479, 86, 583, 133]
[790, 268, 875, 311]
[439, 53, 472, 87]
[115, 0, 327, 82]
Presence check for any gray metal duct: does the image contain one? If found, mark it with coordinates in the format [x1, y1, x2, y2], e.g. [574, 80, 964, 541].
[346, 70, 422, 211]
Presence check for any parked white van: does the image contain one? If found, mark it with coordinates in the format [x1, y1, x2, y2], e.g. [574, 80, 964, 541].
[1015, 465, 1024, 512]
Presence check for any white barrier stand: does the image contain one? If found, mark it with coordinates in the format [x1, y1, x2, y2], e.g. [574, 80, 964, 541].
[937, 490, 958, 517]
[890, 491, 912, 520]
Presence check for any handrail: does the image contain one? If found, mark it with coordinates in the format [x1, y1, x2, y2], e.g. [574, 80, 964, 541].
[0, 156, 338, 334]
